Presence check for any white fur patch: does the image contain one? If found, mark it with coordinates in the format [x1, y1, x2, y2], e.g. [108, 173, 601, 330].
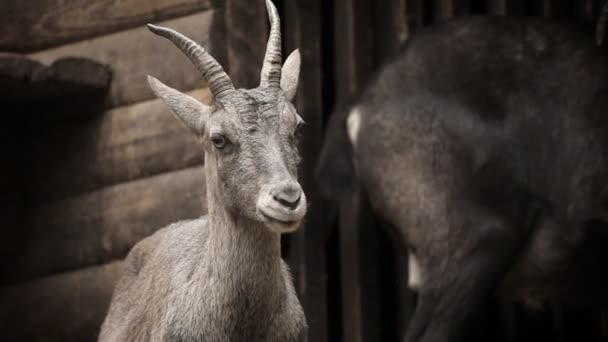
[408, 252, 423, 290]
[346, 107, 362, 146]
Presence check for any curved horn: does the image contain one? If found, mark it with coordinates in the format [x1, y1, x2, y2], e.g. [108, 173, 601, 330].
[147, 24, 235, 98]
[260, 0, 282, 88]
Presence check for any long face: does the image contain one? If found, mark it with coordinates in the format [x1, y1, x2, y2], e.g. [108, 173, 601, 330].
[204, 88, 306, 232]
[146, 0, 306, 233]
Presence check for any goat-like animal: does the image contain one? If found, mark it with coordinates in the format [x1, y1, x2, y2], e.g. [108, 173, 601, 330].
[317, 17, 608, 342]
[98, 1, 307, 341]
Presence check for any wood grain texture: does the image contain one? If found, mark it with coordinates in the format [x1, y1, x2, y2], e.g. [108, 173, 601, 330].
[0, 261, 124, 342]
[0, 0, 217, 52]
[6, 166, 207, 284]
[26, 88, 209, 204]
[28, 10, 222, 108]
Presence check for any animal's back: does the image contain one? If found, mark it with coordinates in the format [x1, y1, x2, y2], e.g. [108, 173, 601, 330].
[351, 16, 608, 303]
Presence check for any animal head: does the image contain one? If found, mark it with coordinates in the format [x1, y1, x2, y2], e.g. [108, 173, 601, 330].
[147, 0, 306, 233]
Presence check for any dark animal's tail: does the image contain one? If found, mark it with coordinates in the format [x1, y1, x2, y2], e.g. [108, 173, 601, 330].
[596, 0, 608, 46]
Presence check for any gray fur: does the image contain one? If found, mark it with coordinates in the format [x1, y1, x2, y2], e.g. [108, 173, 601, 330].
[99, 2, 307, 341]
[317, 17, 608, 342]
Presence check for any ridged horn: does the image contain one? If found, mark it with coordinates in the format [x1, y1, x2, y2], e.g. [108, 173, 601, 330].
[147, 24, 235, 98]
[259, 0, 282, 88]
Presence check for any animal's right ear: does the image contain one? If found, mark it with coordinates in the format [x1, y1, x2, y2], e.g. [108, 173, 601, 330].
[147, 75, 210, 135]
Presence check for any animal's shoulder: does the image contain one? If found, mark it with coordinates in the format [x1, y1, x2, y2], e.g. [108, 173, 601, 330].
[124, 216, 210, 277]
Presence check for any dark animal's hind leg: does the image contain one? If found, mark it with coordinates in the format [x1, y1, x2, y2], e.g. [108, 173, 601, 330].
[404, 213, 533, 342]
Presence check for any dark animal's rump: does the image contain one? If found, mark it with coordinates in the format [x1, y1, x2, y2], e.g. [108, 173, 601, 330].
[317, 16, 608, 342]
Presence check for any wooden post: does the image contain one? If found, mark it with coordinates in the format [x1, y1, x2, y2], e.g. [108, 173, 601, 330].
[332, 0, 383, 341]
[487, 0, 507, 15]
[453, 0, 472, 16]
[374, 0, 408, 64]
[406, 0, 425, 33]
[281, 1, 329, 341]
[433, 0, 454, 20]
[224, 0, 267, 89]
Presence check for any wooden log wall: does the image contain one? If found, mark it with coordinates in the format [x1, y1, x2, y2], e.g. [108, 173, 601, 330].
[0, 1, 268, 341]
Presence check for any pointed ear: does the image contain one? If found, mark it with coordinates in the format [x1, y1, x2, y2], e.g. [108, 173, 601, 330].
[280, 49, 301, 101]
[147, 75, 210, 134]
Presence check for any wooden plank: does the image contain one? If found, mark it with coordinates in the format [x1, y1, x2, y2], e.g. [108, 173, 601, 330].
[487, 0, 507, 15]
[28, 10, 222, 109]
[334, 0, 374, 100]
[374, 0, 408, 65]
[0, 0, 217, 52]
[452, 0, 472, 15]
[5, 166, 207, 284]
[339, 191, 364, 342]
[505, 0, 525, 15]
[433, 0, 454, 20]
[406, 0, 426, 32]
[0, 261, 124, 342]
[0, 117, 25, 280]
[540, 0, 570, 18]
[224, 0, 267, 88]
[25, 88, 209, 204]
[573, 0, 596, 26]
[282, 1, 329, 342]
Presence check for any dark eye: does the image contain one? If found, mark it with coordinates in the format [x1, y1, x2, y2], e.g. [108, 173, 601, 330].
[210, 132, 227, 148]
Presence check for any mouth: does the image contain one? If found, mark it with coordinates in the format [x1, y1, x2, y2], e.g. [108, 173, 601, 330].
[261, 211, 299, 225]
[258, 208, 303, 233]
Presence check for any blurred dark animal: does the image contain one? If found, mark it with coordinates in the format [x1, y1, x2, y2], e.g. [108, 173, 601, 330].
[317, 16, 608, 342]
[98, 1, 308, 341]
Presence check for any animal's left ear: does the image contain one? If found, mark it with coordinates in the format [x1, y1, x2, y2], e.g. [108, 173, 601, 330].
[281, 49, 301, 101]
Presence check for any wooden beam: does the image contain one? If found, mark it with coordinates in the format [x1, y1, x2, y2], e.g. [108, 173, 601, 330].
[452, 0, 472, 16]
[4, 166, 207, 284]
[374, 0, 408, 64]
[486, 0, 507, 15]
[334, 0, 374, 101]
[433, 0, 454, 20]
[406, 0, 426, 33]
[539, 0, 570, 18]
[0, 261, 124, 342]
[28, 10, 222, 109]
[282, 1, 329, 341]
[224, 0, 267, 89]
[0, 0, 217, 52]
[25, 88, 209, 204]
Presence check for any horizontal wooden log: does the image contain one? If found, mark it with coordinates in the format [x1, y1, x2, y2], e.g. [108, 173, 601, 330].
[28, 10, 222, 108]
[0, 0, 217, 52]
[0, 261, 124, 342]
[0, 55, 111, 115]
[5, 166, 207, 284]
[26, 88, 209, 204]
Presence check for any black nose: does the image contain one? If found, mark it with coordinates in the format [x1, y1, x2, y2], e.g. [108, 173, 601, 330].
[273, 187, 302, 210]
